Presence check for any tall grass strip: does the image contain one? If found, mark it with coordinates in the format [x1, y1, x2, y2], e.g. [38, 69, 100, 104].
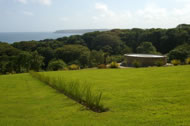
[29, 71, 108, 113]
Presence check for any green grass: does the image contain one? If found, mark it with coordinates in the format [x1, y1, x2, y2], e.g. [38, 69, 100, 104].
[0, 65, 190, 126]
[29, 71, 107, 112]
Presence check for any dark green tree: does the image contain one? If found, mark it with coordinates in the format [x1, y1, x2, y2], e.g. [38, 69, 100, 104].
[30, 51, 44, 71]
[93, 33, 123, 54]
[82, 31, 102, 50]
[17, 52, 32, 72]
[89, 50, 104, 67]
[66, 35, 86, 45]
[136, 42, 157, 54]
[55, 45, 90, 67]
[12, 41, 38, 51]
[37, 47, 54, 69]
[168, 44, 190, 62]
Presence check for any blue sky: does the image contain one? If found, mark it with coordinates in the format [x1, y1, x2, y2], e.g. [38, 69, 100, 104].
[0, 0, 190, 32]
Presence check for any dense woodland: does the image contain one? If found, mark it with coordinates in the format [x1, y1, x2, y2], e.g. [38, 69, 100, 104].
[1, 24, 190, 74]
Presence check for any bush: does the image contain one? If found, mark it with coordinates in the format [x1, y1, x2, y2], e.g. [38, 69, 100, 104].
[132, 60, 141, 68]
[168, 44, 190, 62]
[185, 58, 190, 65]
[121, 59, 128, 66]
[106, 55, 124, 64]
[109, 62, 119, 68]
[97, 64, 107, 69]
[69, 64, 80, 70]
[154, 60, 164, 67]
[171, 59, 181, 66]
[48, 59, 67, 71]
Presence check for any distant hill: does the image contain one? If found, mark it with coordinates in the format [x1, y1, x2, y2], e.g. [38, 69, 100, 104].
[54, 29, 109, 34]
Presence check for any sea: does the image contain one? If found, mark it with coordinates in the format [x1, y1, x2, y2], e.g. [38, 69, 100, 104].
[0, 32, 82, 43]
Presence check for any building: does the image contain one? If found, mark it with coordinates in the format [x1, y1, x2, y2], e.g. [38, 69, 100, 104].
[124, 54, 167, 67]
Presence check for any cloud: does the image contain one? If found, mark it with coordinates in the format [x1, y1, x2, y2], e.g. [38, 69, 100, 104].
[95, 3, 114, 17]
[22, 11, 34, 16]
[175, 0, 190, 3]
[60, 17, 69, 22]
[39, 0, 51, 6]
[93, 3, 132, 28]
[92, 2, 190, 28]
[95, 3, 108, 12]
[17, 0, 52, 6]
[17, 0, 27, 4]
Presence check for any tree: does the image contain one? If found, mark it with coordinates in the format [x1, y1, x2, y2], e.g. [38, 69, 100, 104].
[12, 41, 38, 51]
[55, 45, 90, 67]
[0, 42, 21, 74]
[120, 29, 143, 51]
[168, 44, 190, 62]
[17, 52, 32, 72]
[37, 47, 54, 69]
[176, 24, 190, 29]
[89, 50, 104, 67]
[136, 42, 157, 54]
[0, 55, 9, 74]
[92, 33, 123, 54]
[120, 45, 132, 54]
[66, 35, 86, 45]
[0, 42, 20, 56]
[82, 31, 102, 50]
[48, 59, 67, 71]
[30, 51, 44, 71]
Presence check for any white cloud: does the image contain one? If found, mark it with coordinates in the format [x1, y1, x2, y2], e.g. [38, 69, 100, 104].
[93, 2, 190, 29]
[60, 17, 69, 22]
[95, 3, 114, 17]
[17, 0, 52, 6]
[93, 3, 133, 28]
[95, 3, 108, 12]
[176, 0, 190, 3]
[38, 0, 51, 6]
[22, 11, 34, 16]
[17, 0, 27, 4]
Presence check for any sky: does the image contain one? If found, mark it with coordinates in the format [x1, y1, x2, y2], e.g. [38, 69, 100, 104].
[1, 0, 190, 32]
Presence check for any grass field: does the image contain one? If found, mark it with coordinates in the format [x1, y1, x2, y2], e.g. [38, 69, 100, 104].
[0, 65, 190, 126]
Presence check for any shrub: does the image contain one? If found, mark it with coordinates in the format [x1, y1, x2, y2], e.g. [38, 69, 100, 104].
[69, 64, 80, 70]
[132, 60, 141, 68]
[171, 59, 181, 66]
[121, 59, 127, 66]
[109, 62, 119, 68]
[97, 64, 107, 69]
[168, 44, 190, 62]
[185, 58, 190, 65]
[154, 60, 164, 67]
[106, 55, 124, 64]
[48, 59, 67, 71]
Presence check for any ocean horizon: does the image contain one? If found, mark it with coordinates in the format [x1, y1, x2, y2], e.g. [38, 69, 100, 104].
[0, 32, 82, 43]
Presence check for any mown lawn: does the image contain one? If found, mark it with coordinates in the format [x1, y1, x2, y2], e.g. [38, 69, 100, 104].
[0, 65, 190, 126]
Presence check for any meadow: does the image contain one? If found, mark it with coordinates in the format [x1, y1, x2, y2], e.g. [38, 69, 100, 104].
[0, 65, 190, 126]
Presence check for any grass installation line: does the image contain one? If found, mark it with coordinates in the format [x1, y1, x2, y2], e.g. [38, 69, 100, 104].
[29, 71, 108, 113]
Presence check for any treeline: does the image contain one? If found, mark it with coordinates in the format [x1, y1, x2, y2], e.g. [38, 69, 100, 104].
[1, 24, 190, 74]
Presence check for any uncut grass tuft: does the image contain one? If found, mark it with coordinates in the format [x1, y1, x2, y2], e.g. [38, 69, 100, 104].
[29, 71, 108, 113]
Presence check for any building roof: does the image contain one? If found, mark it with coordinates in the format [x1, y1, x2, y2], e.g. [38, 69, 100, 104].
[124, 54, 166, 58]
